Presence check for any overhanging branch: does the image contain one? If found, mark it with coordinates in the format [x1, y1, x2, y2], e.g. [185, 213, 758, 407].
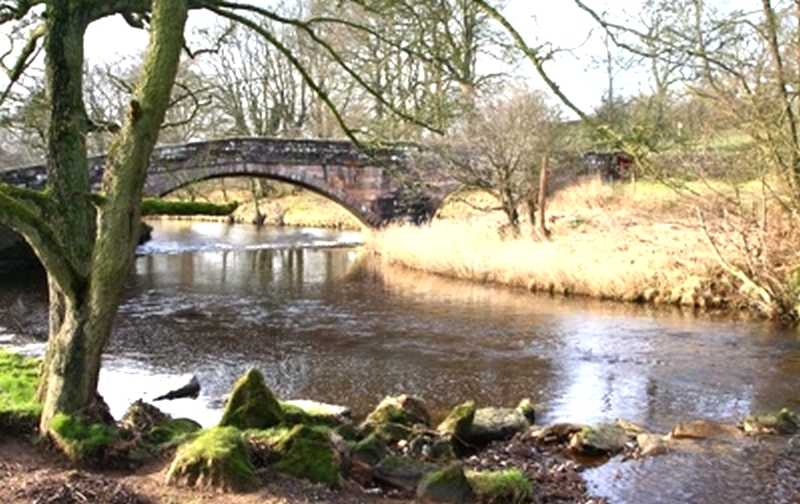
[210, 1, 444, 135]
[0, 185, 83, 297]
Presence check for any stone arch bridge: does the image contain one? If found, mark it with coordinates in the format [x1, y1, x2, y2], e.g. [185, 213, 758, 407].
[0, 137, 449, 228]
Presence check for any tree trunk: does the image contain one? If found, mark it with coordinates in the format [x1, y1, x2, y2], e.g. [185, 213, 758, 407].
[499, 186, 520, 238]
[38, 280, 115, 425]
[37, 0, 189, 435]
[535, 154, 550, 239]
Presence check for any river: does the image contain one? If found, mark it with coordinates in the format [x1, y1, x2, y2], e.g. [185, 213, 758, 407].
[1, 220, 799, 503]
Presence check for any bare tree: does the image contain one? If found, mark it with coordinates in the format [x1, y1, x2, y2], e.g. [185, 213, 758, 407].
[435, 83, 563, 237]
[476, 0, 800, 319]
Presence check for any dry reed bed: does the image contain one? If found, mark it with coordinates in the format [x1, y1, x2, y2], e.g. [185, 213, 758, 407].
[367, 180, 734, 308]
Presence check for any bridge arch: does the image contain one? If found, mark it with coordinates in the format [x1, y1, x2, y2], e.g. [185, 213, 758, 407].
[156, 168, 381, 229]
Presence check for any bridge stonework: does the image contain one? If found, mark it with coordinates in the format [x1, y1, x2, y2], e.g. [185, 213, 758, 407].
[0, 137, 425, 228]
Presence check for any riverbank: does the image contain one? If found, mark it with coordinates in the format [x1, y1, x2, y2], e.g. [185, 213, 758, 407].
[366, 178, 751, 312]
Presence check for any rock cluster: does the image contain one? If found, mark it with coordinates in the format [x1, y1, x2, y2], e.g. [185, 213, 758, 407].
[120, 368, 800, 503]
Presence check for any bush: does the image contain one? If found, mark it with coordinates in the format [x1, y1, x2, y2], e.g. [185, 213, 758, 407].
[141, 198, 238, 216]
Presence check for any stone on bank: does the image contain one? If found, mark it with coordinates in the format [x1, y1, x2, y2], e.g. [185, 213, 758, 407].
[166, 426, 258, 492]
[218, 368, 283, 430]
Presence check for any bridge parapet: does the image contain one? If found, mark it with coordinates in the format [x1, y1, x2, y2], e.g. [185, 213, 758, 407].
[0, 137, 431, 227]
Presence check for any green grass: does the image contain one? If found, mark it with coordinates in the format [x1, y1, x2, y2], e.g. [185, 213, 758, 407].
[0, 349, 42, 422]
[50, 413, 117, 459]
[466, 468, 533, 503]
[141, 198, 238, 216]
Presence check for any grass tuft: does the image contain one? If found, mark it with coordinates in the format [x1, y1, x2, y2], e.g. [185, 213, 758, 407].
[50, 413, 117, 460]
[466, 468, 533, 503]
[0, 349, 42, 427]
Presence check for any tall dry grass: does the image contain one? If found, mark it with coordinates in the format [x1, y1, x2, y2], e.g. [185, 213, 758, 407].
[367, 179, 731, 307]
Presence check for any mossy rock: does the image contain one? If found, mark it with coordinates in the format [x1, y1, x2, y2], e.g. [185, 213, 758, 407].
[408, 433, 456, 462]
[568, 423, 629, 456]
[466, 468, 533, 503]
[516, 398, 536, 424]
[371, 421, 415, 444]
[363, 394, 431, 429]
[437, 400, 475, 441]
[272, 424, 341, 486]
[166, 426, 257, 493]
[280, 400, 350, 429]
[466, 407, 530, 446]
[743, 408, 800, 435]
[352, 433, 388, 466]
[416, 462, 474, 504]
[146, 417, 203, 445]
[219, 369, 283, 430]
[120, 400, 169, 433]
[374, 456, 438, 492]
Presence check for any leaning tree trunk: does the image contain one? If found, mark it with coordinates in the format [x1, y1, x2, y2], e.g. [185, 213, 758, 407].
[37, 0, 189, 435]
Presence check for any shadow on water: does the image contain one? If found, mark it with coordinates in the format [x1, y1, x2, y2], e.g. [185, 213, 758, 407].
[3, 220, 800, 502]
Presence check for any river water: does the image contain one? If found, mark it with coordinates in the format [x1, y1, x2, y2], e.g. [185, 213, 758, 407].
[1, 220, 799, 503]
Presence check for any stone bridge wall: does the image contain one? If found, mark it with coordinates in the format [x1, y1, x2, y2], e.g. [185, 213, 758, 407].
[0, 137, 425, 227]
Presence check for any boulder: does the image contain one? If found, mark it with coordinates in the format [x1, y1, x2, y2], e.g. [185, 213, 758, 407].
[529, 423, 588, 445]
[283, 399, 351, 418]
[272, 425, 342, 486]
[153, 374, 201, 401]
[373, 421, 416, 444]
[437, 401, 475, 441]
[374, 456, 438, 493]
[742, 408, 799, 435]
[166, 426, 257, 493]
[516, 398, 536, 424]
[408, 433, 456, 462]
[146, 417, 203, 445]
[219, 369, 283, 430]
[352, 433, 388, 466]
[466, 407, 530, 446]
[416, 462, 475, 504]
[669, 420, 742, 440]
[568, 423, 630, 456]
[615, 418, 649, 436]
[363, 394, 431, 429]
[120, 399, 169, 433]
[636, 433, 670, 458]
[281, 399, 351, 429]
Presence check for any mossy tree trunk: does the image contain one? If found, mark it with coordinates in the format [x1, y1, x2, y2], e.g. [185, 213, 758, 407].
[0, 0, 191, 435]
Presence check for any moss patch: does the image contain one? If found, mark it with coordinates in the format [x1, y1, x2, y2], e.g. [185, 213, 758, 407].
[219, 369, 283, 430]
[437, 400, 475, 440]
[466, 468, 533, 503]
[166, 426, 257, 493]
[364, 395, 431, 428]
[146, 417, 203, 445]
[50, 413, 117, 461]
[272, 424, 340, 486]
[0, 349, 41, 431]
